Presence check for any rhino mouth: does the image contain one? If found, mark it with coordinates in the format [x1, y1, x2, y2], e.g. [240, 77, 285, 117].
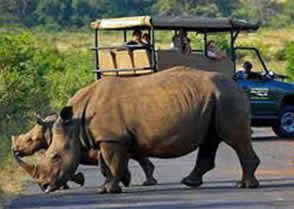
[13, 150, 22, 157]
[41, 184, 59, 194]
[12, 149, 33, 157]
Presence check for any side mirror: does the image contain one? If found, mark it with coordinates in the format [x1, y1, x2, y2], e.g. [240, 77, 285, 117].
[268, 71, 275, 78]
[262, 71, 274, 81]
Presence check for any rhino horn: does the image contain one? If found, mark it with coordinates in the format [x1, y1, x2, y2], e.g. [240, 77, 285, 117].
[11, 135, 16, 144]
[12, 149, 39, 179]
[35, 114, 46, 126]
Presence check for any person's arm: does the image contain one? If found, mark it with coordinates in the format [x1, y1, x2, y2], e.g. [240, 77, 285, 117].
[207, 50, 226, 60]
[207, 50, 218, 59]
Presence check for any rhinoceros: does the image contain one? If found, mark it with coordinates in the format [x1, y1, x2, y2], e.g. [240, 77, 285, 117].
[14, 67, 260, 194]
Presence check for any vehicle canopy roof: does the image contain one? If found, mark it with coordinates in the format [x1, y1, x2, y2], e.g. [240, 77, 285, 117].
[91, 16, 260, 33]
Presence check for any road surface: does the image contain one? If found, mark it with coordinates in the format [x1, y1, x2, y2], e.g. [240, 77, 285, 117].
[7, 128, 294, 209]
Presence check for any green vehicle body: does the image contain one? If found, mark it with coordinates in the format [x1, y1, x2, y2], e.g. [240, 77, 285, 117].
[234, 47, 294, 137]
[237, 76, 294, 124]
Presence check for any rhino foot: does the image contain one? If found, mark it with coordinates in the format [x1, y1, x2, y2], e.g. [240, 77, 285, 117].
[60, 184, 70, 190]
[142, 178, 157, 186]
[181, 176, 203, 187]
[71, 172, 85, 186]
[76, 172, 85, 186]
[99, 186, 107, 194]
[236, 178, 259, 188]
[121, 170, 131, 187]
[100, 182, 122, 194]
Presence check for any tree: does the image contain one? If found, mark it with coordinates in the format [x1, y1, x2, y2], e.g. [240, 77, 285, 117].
[153, 0, 222, 16]
[0, 0, 39, 25]
[233, 0, 282, 24]
[34, 0, 73, 26]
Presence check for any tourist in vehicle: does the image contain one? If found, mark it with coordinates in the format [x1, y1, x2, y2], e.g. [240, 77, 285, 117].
[242, 61, 261, 79]
[127, 29, 142, 45]
[141, 33, 150, 45]
[235, 61, 261, 80]
[207, 40, 226, 60]
[171, 31, 181, 50]
[171, 30, 191, 55]
[182, 30, 192, 55]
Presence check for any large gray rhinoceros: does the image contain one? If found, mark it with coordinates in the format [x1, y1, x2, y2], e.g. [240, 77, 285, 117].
[14, 67, 260, 194]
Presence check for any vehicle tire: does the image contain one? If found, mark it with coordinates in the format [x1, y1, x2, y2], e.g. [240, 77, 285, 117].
[272, 106, 294, 137]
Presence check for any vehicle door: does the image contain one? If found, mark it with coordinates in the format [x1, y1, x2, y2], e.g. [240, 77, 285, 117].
[237, 77, 279, 118]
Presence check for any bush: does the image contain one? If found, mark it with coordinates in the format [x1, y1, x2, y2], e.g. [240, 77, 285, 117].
[285, 42, 294, 81]
[275, 47, 287, 61]
[0, 32, 93, 160]
[45, 51, 93, 109]
[0, 33, 50, 130]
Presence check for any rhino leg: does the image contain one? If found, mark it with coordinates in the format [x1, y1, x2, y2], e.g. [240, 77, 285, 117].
[227, 141, 260, 188]
[182, 136, 220, 187]
[100, 156, 111, 184]
[221, 120, 260, 188]
[132, 155, 157, 186]
[99, 142, 130, 194]
[71, 172, 85, 186]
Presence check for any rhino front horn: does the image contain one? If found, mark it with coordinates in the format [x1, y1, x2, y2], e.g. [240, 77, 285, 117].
[12, 149, 38, 179]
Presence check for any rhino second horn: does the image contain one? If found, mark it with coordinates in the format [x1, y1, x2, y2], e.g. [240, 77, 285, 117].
[12, 150, 38, 179]
[11, 135, 16, 143]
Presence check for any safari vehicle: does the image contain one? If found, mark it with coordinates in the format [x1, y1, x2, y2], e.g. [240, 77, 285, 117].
[90, 16, 294, 137]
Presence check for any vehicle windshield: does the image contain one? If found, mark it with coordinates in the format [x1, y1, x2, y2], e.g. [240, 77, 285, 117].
[235, 50, 266, 74]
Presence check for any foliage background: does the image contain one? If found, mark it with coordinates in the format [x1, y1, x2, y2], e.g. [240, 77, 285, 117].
[0, 0, 294, 29]
[0, 31, 94, 199]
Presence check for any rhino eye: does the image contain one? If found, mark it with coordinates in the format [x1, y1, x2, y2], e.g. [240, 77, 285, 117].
[50, 153, 61, 162]
[26, 138, 33, 144]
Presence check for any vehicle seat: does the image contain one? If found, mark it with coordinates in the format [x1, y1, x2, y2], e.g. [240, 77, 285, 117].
[157, 50, 234, 78]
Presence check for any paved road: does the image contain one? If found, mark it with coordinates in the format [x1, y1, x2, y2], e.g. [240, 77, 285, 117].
[8, 128, 294, 209]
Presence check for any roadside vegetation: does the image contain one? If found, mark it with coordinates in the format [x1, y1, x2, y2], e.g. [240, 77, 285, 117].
[0, 31, 94, 205]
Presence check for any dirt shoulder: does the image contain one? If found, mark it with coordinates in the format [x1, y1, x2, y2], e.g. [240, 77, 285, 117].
[0, 155, 31, 209]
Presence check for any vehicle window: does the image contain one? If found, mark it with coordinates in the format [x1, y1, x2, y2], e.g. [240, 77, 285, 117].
[99, 31, 125, 47]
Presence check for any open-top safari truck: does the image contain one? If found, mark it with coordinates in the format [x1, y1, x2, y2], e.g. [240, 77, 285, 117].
[90, 16, 294, 137]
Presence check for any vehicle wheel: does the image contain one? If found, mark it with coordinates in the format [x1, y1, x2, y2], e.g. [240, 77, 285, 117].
[272, 106, 294, 137]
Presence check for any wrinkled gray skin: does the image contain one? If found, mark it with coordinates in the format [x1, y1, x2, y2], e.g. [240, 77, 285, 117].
[15, 67, 260, 194]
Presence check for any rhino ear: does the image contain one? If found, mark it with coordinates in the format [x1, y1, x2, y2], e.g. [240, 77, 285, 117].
[60, 106, 73, 123]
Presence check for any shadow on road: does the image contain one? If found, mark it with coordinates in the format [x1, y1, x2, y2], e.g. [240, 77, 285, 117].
[9, 177, 294, 209]
[252, 136, 294, 142]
